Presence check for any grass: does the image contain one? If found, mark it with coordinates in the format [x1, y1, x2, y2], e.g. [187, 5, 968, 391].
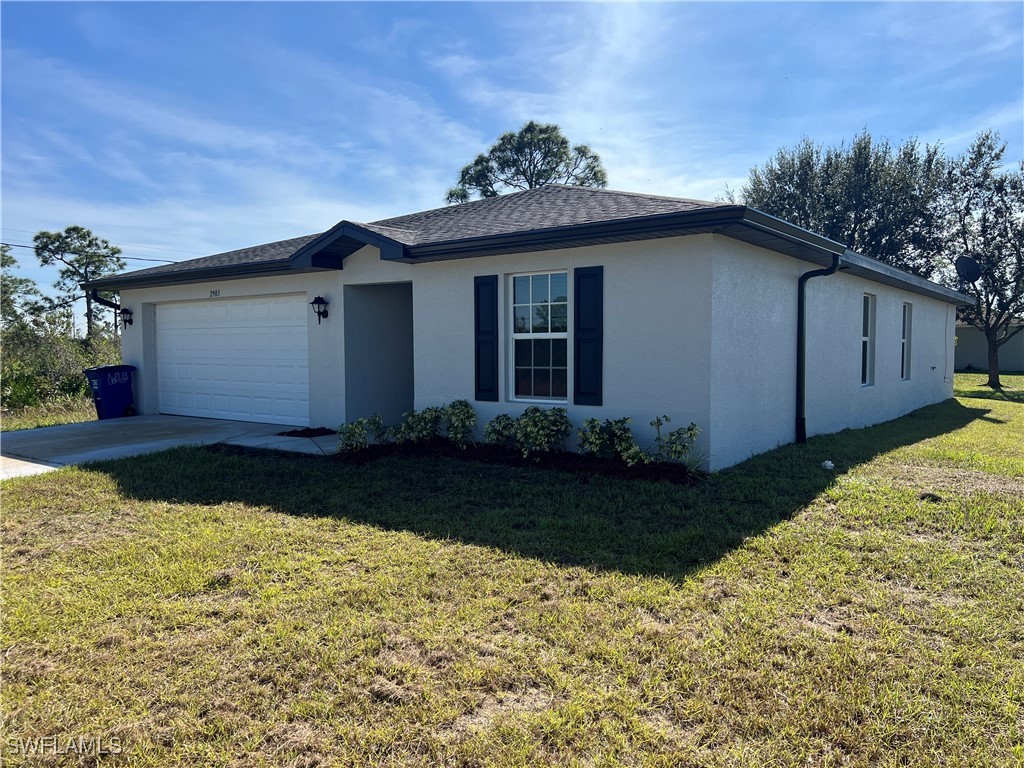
[2, 374, 1022, 766]
[1, 396, 96, 432]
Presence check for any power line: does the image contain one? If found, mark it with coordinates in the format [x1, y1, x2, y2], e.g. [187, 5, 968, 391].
[1, 241, 176, 264]
[0, 227, 208, 257]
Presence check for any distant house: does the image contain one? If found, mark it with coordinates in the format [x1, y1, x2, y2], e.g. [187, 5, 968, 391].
[84, 185, 972, 470]
[955, 322, 1024, 372]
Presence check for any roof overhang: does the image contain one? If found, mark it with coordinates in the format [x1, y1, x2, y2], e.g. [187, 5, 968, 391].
[83, 206, 974, 306]
[82, 259, 298, 290]
[81, 222, 401, 291]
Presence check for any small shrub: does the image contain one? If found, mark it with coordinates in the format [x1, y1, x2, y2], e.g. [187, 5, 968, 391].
[395, 406, 446, 444]
[444, 399, 477, 449]
[483, 414, 517, 448]
[1, 361, 47, 409]
[391, 402, 478, 448]
[651, 415, 702, 467]
[578, 416, 651, 467]
[513, 406, 571, 458]
[368, 413, 392, 444]
[337, 413, 386, 453]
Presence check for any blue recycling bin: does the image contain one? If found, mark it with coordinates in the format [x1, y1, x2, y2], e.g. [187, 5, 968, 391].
[83, 365, 137, 420]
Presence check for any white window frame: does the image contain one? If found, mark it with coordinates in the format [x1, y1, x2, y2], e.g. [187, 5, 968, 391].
[861, 293, 876, 387]
[508, 270, 570, 403]
[901, 302, 912, 381]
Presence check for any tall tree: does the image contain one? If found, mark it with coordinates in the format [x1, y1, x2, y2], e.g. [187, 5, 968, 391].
[446, 121, 608, 204]
[1, 244, 42, 324]
[936, 132, 1024, 389]
[741, 131, 945, 277]
[32, 226, 125, 340]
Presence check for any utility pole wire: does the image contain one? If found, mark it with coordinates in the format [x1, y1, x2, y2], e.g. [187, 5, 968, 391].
[1, 241, 176, 264]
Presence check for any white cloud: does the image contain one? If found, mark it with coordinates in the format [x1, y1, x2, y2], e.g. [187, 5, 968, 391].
[425, 3, 737, 199]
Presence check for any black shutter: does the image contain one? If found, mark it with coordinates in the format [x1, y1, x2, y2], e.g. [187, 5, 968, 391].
[474, 275, 499, 401]
[574, 266, 603, 406]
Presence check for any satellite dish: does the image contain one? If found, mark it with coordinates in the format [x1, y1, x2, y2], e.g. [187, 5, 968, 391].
[955, 256, 981, 284]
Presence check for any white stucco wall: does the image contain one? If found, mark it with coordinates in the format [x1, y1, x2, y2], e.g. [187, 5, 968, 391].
[955, 324, 1024, 372]
[122, 238, 713, 451]
[408, 236, 714, 457]
[707, 235, 956, 469]
[708, 238, 803, 470]
[119, 232, 959, 470]
[802, 272, 954, 438]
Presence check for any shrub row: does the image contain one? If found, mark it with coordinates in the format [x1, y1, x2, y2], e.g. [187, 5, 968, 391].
[338, 402, 703, 469]
[337, 400, 477, 453]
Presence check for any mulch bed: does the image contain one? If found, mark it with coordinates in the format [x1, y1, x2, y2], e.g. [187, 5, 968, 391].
[331, 439, 703, 485]
[277, 427, 338, 438]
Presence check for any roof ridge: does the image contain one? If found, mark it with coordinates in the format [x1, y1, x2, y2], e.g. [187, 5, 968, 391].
[354, 221, 419, 234]
[369, 184, 728, 227]
[541, 183, 727, 207]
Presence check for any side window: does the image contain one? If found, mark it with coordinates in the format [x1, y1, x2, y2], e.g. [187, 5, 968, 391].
[901, 303, 912, 380]
[861, 294, 876, 386]
[511, 272, 568, 401]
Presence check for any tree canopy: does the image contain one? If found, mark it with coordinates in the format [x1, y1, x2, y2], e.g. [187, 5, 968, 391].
[935, 132, 1024, 387]
[740, 129, 1023, 388]
[740, 131, 945, 277]
[446, 121, 607, 204]
[32, 225, 125, 340]
[1, 244, 41, 324]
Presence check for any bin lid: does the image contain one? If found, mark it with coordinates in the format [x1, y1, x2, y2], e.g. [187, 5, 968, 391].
[83, 365, 137, 373]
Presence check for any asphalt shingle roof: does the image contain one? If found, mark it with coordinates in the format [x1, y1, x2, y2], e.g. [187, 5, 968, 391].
[112, 234, 321, 281]
[101, 185, 727, 282]
[363, 184, 727, 244]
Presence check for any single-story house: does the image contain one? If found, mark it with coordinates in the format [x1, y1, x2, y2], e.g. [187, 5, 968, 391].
[955, 322, 1024, 372]
[84, 185, 973, 470]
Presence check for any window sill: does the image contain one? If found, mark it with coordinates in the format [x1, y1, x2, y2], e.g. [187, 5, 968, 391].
[509, 397, 569, 405]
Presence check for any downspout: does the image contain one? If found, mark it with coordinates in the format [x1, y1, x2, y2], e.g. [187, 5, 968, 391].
[796, 252, 842, 443]
[90, 289, 120, 312]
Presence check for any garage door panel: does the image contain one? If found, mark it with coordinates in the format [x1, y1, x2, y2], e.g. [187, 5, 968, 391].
[252, 365, 272, 385]
[156, 296, 310, 426]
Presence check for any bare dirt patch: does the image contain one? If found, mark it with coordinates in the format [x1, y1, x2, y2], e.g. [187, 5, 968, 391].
[448, 687, 554, 734]
[799, 605, 872, 639]
[876, 464, 1024, 496]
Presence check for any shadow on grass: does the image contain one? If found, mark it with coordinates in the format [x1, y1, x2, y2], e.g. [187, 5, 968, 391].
[96, 399, 987, 583]
[953, 372, 1024, 404]
[954, 388, 1024, 405]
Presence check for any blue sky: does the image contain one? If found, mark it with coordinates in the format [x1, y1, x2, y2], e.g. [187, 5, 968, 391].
[2, 1, 1021, 306]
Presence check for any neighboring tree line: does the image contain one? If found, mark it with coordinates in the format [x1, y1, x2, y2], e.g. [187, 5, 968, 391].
[1, 227, 124, 408]
[738, 130, 1023, 388]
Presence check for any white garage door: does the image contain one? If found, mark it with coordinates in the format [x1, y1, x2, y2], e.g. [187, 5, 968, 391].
[156, 296, 310, 426]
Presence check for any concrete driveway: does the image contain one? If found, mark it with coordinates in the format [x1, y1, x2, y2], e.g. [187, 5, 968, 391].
[1, 415, 338, 480]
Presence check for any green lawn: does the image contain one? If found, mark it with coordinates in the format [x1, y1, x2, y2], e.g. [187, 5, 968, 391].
[1, 396, 96, 432]
[2, 375, 1022, 766]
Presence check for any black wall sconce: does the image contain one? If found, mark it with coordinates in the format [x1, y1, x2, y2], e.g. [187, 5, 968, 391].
[310, 296, 329, 324]
[119, 307, 134, 329]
